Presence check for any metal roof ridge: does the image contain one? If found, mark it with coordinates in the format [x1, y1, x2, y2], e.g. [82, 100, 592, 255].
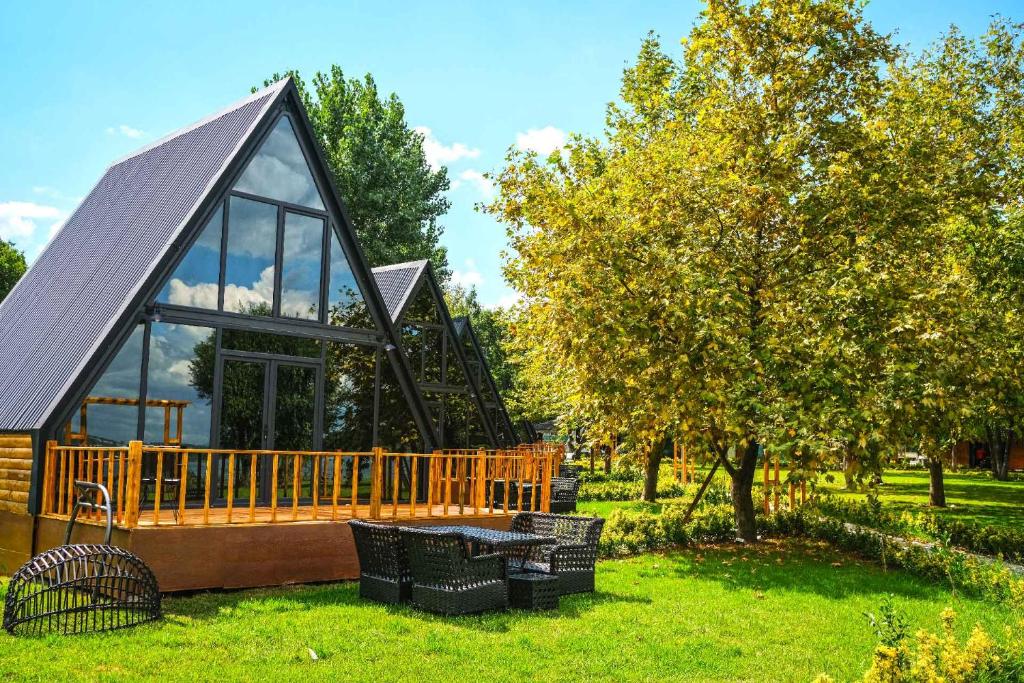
[370, 259, 430, 273]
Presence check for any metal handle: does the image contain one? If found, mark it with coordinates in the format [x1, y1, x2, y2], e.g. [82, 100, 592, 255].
[64, 480, 113, 546]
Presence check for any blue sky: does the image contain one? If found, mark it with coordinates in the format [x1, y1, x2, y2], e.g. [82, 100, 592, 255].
[1, 1, 1019, 307]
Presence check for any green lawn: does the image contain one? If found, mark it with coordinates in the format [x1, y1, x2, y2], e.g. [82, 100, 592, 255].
[0, 539, 1017, 682]
[819, 468, 1024, 530]
[580, 465, 1024, 531]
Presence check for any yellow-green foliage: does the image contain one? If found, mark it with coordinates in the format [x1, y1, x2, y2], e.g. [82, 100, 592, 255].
[862, 609, 1024, 682]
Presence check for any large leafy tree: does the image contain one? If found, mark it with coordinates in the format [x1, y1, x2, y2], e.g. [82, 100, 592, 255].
[259, 68, 450, 280]
[0, 239, 26, 303]
[487, 0, 903, 534]
[881, 20, 1024, 496]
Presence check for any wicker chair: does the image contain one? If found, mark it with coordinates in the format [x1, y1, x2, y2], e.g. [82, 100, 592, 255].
[510, 512, 605, 595]
[349, 521, 413, 604]
[399, 528, 508, 615]
[558, 464, 581, 479]
[550, 477, 581, 513]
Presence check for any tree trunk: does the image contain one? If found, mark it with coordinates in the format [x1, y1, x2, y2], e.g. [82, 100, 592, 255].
[927, 457, 946, 507]
[987, 426, 1012, 482]
[730, 441, 761, 542]
[642, 445, 663, 503]
[604, 446, 612, 474]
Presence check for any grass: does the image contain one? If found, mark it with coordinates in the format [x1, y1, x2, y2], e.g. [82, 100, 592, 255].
[580, 463, 1024, 531]
[0, 539, 1018, 682]
[819, 468, 1024, 530]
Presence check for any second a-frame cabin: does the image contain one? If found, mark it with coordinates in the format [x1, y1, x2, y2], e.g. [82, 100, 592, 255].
[0, 79, 560, 590]
[371, 260, 521, 450]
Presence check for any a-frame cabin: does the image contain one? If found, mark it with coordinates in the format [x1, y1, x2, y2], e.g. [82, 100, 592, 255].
[371, 260, 521, 450]
[0, 79, 558, 590]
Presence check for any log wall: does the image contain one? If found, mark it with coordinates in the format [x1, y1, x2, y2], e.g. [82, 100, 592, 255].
[0, 434, 32, 514]
[0, 434, 35, 574]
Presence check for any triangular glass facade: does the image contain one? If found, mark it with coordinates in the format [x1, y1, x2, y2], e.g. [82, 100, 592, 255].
[234, 116, 325, 210]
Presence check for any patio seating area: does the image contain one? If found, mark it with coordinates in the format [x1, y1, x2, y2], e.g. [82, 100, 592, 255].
[349, 511, 605, 615]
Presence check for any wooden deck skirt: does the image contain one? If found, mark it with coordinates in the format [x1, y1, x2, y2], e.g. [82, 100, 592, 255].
[27, 442, 562, 591]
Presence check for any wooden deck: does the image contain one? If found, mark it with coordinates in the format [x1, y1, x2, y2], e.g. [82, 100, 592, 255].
[30, 442, 560, 591]
[49, 501, 516, 528]
[33, 508, 514, 592]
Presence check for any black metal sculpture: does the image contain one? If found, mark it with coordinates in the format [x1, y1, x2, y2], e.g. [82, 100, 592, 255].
[3, 481, 161, 636]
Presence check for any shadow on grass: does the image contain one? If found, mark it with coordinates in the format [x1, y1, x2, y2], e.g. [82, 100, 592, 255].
[382, 588, 650, 633]
[164, 579, 649, 631]
[655, 539, 939, 602]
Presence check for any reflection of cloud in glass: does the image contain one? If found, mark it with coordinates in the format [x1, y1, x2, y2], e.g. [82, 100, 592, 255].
[224, 197, 276, 313]
[79, 325, 144, 445]
[327, 231, 370, 327]
[156, 205, 222, 308]
[226, 196, 277, 258]
[144, 322, 214, 447]
[281, 213, 323, 320]
[234, 116, 325, 210]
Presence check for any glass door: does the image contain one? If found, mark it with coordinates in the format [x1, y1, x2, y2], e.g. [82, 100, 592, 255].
[217, 358, 270, 503]
[216, 352, 321, 506]
[271, 362, 318, 503]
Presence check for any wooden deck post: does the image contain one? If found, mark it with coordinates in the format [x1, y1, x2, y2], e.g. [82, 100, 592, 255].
[369, 447, 383, 519]
[125, 441, 142, 529]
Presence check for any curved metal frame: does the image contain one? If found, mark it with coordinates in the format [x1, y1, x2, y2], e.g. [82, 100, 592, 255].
[4, 482, 161, 636]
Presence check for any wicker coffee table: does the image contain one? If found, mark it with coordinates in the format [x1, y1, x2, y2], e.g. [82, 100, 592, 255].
[508, 572, 560, 610]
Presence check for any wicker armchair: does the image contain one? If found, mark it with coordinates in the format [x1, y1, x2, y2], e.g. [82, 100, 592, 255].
[349, 521, 412, 604]
[510, 512, 605, 595]
[399, 528, 508, 615]
[550, 477, 581, 513]
[558, 464, 581, 479]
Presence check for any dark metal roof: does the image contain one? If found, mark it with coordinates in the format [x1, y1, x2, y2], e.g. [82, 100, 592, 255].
[0, 82, 287, 430]
[370, 260, 428, 322]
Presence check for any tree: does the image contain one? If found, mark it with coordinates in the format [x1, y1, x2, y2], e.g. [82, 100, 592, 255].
[880, 20, 1024, 496]
[0, 239, 26, 303]
[487, 0, 902, 531]
[259, 68, 451, 280]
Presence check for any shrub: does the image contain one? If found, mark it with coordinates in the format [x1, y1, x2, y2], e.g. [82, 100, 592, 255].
[598, 503, 736, 556]
[810, 494, 1024, 563]
[860, 607, 1024, 682]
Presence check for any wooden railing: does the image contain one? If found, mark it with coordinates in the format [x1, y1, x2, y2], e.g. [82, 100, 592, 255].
[40, 441, 564, 528]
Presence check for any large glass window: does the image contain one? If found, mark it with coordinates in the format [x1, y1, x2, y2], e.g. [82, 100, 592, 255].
[377, 355, 424, 452]
[280, 212, 324, 320]
[66, 324, 144, 446]
[322, 342, 376, 452]
[223, 196, 278, 316]
[234, 115, 325, 210]
[157, 205, 222, 309]
[327, 230, 370, 328]
[144, 323, 215, 448]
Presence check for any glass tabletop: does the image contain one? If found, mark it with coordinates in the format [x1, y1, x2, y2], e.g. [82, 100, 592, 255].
[427, 525, 556, 548]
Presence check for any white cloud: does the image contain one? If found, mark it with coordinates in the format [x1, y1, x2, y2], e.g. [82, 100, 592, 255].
[106, 124, 146, 139]
[515, 126, 566, 156]
[451, 258, 484, 289]
[490, 291, 523, 310]
[414, 126, 480, 170]
[450, 169, 493, 197]
[0, 201, 66, 242]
